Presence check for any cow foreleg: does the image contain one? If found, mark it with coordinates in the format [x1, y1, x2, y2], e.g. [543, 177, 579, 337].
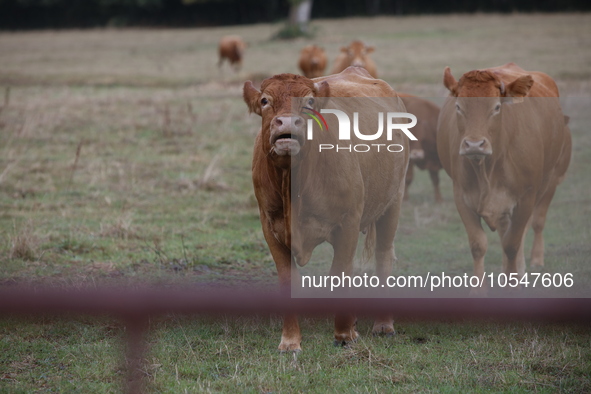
[501, 205, 532, 277]
[455, 192, 488, 296]
[329, 225, 361, 346]
[260, 218, 302, 352]
[371, 203, 400, 336]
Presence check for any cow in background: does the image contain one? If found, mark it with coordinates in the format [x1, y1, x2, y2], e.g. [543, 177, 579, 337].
[298, 45, 327, 78]
[399, 94, 442, 202]
[331, 40, 377, 78]
[243, 67, 408, 351]
[218, 35, 246, 71]
[437, 63, 571, 294]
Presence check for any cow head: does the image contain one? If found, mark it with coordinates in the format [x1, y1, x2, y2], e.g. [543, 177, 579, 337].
[243, 74, 330, 168]
[443, 66, 534, 161]
[306, 45, 325, 77]
[340, 40, 375, 69]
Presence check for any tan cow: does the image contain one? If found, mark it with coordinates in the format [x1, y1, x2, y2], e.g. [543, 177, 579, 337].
[399, 94, 442, 202]
[331, 40, 377, 78]
[217, 35, 246, 71]
[243, 67, 409, 351]
[437, 63, 571, 294]
[298, 45, 327, 78]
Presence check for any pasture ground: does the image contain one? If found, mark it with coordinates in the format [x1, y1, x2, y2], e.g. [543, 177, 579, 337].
[0, 13, 590, 392]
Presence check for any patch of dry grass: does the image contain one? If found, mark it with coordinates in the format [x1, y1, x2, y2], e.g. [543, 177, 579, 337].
[8, 220, 41, 261]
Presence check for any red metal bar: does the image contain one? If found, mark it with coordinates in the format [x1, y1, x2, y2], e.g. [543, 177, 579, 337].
[0, 287, 589, 321]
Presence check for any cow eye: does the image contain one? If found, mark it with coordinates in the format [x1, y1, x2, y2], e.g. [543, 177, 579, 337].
[307, 98, 315, 106]
[455, 103, 462, 113]
[494, 103, 501, 112]
[261, 98, 268, 106]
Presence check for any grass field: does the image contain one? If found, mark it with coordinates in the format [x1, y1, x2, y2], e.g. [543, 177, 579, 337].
[0, 13, 590, 392]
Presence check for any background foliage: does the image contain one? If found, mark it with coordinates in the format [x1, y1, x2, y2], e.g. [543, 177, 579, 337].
[1, 0, 590, 29]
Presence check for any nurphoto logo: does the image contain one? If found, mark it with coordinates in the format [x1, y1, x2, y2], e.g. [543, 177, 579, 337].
[304, 107, 418, 153]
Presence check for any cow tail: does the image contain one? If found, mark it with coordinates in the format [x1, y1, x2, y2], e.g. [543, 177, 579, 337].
[362, 222, 376, 266]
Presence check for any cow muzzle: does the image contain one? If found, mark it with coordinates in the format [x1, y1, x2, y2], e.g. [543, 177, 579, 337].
[409, 149, 425, 161]
[270, 115, 306, 156]
[460, 138, 492, 160]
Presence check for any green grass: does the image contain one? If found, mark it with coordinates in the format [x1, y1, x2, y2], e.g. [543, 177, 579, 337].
[2, 316, 589, 392]
[0, 13, 590, 393]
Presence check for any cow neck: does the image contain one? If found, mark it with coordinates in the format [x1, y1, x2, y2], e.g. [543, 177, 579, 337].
[467, 154, 500, 214]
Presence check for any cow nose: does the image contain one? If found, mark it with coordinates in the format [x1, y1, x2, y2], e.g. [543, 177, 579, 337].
[409, 149, 425, 161]
[273, 116, 304, 131]
[460, 138, 492, 158]
[464, 139, 486, 150]
[352, 60, 365, 67]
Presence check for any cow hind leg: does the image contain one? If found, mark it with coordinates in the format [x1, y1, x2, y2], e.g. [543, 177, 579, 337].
[429, 169, 443, 203]
[403, 163, 414, 201]
[530, 185, 557, 268]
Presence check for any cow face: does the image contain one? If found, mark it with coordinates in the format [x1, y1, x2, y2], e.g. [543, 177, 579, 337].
[443, 67, 534, 161]
[341, 40, 375, 69]
[243, 74, 330, 167]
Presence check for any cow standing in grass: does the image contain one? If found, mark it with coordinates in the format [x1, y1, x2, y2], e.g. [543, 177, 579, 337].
[217, 35, 246, 71]
[399, 94, 443, 202]
[437, 63, 571, 294]
[243, 67, 409, 351]
[331, 40, 377, 78]
[298, 45, 327, 78]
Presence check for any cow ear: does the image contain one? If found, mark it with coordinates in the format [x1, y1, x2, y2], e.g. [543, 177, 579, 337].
[340, 46, 348, 53]
[314, 81, 330, 107]
[365, 46, 375, 54]
[443, 67, 458, 96]
[243, 81, 262, 116]
[505, 75, 534, 98]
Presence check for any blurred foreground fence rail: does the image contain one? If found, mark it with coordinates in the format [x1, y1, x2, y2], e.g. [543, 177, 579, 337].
[1, 288, 590, 393]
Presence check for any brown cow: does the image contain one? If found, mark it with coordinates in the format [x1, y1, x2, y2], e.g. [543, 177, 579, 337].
[217, 35, 246, 71]
[399, 94, 442, 202]
[331, 40, 377, 78]
[243, 67, 409, 351]
[437, 63, 571, 294]
[298, 45, 327, 78]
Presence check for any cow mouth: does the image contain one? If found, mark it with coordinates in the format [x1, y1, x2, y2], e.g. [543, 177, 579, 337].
[463, 152, 490, 161]
[272, 133, 304, 156]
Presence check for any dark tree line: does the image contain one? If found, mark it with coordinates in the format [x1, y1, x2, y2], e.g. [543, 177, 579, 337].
[0, 0, 588, 30]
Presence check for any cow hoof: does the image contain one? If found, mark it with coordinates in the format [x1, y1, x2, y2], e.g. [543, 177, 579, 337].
[278, 342, 301, 353]
[371, 329, 396, 338]
[333, 331, 359, 347]
[334, 338, 357, 348]
[372, 326, 396, 337]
